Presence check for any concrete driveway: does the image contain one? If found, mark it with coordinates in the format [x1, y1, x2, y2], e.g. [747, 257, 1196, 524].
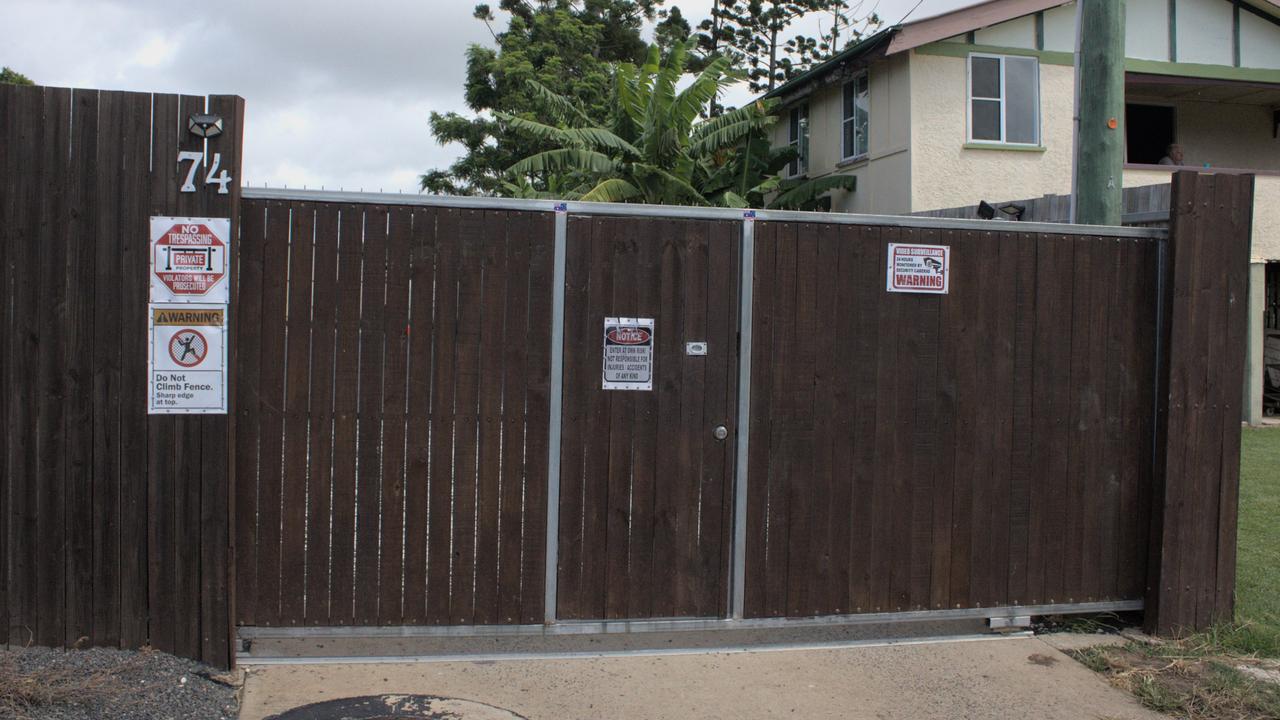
[239, 635, 1163, 720]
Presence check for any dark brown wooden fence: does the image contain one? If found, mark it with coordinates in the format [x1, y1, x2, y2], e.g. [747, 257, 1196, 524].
[233, 200, 554, 628]
[0, 84, 243, 667]
[1147, 171, 1253, 635]
[744, 224, 1159, 616]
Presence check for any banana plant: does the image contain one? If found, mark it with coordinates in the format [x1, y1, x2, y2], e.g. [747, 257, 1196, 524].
[501, 39, 855, 210]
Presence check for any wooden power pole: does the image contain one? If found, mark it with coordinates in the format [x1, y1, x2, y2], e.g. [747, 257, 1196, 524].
[1072, 0, 1126, 226]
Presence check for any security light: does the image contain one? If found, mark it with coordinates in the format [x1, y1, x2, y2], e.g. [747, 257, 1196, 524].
[187, 113, 224, 139]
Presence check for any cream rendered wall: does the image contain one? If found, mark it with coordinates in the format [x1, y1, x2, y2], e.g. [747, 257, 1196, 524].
[1124, 170, 1280, 262]
[974, 14, 1036, 47]
[771, 53, 913, 215]
[1043, 3, 1078, 52]
[1176, 0, 1235, 66]
[1126, 0, 1170, 61]
[1240, 11, 1280, 70]
[908, 52, 1076, 212]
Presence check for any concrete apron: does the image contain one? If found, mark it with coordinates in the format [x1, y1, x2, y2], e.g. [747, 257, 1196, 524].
[239, 636, 1165, 720]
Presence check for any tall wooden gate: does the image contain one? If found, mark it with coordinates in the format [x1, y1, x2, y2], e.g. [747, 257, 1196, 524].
[233, 200, 554, 627]
[554, 215, 740, 620]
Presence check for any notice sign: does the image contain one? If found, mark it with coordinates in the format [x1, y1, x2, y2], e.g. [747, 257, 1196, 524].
[886, 243, 951, 294]
[602, 317, 654, 391]
[149, 304, 227, 414]
[151, 216, 231, 303]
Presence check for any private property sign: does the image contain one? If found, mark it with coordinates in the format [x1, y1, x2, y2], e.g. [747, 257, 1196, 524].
[886, 243, 950, 294]
[148, 304, 227, 414]
[150, 216, 231, 303]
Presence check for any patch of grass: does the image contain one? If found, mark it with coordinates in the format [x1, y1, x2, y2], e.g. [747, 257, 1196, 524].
[1231, 428, 1280, 658]
[1072, 641, 1280, 720]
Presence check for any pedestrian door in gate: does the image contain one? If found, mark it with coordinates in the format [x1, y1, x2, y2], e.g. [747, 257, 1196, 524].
[555, 215, 741, 620]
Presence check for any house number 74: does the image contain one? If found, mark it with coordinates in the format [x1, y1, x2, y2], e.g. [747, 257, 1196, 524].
[177, 151, 234, 194]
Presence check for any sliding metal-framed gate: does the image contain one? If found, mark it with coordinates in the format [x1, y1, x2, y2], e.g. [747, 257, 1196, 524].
[231, 187, 1209, 633]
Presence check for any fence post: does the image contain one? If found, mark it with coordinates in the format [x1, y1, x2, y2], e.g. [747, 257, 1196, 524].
[543, 202, 568, 624]
[1145, 171, 1254, 636]
[730, 211, 756, 620]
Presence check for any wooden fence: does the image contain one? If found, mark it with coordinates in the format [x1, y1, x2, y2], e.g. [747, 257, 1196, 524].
[234, 201, 553, 627]
[744, 224, 1158, 616]
[0, 80, 1254, 670]
[913, 184, 1173, 226]
[0, 84, 243, 667]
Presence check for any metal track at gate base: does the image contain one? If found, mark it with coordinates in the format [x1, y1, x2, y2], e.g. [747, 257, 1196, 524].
[236, 630, 1034, 665]
[237, 600, 1141, 640]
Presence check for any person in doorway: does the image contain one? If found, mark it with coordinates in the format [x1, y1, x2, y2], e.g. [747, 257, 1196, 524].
[1158, 143, 1184, 166]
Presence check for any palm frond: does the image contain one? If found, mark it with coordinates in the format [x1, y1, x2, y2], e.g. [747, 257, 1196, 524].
[580, 178, 643, 203]
[506, 149, 621, 177]
[768, 174, 858, 211]
[497, 114, 641, 157]
[672, 54, 734, 128]
[634, 164, 708, 205]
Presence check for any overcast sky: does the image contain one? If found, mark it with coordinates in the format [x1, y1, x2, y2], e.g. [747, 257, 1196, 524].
[4, 0, 971, 193]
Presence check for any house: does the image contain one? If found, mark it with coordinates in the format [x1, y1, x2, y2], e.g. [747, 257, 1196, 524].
[768, 0, 1280, 422]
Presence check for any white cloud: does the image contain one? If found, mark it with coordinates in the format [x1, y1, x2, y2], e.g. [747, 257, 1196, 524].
[2, 0, 975, 194]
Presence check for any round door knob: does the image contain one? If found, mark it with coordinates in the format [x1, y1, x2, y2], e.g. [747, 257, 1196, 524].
[713, 425, 729, 441]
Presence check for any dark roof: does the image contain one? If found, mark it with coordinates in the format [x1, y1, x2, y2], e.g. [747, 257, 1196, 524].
[762, 27, 899, 101]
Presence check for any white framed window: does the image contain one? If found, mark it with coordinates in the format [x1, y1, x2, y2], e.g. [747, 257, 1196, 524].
[842, 72, 870, 161]
[787, 104, 809, 177]
[967, 53, 1040, 145]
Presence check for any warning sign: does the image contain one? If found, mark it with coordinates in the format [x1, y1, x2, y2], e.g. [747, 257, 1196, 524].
[150, 216, 231, 303]
[149, 304, 227, 414]
[886, 243, 951, 294]
[603, 317, 654, 391]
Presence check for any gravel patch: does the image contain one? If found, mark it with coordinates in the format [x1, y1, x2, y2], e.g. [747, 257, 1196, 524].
[0, 646, 239, 719]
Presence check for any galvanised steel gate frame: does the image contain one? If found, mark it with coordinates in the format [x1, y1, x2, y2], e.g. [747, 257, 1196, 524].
[235, 186, 1163, 643]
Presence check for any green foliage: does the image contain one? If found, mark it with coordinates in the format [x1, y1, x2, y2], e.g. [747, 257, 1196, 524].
[422, 0, 664, 196]
[0, 67, 34, 86]
[697, 1, 882, 94]
[502, 38, 854, 210]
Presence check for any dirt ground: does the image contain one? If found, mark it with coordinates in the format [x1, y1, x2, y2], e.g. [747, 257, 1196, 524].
[239, 636, 1165, 720]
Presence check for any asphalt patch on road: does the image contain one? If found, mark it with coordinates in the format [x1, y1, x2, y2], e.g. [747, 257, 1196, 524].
[265, 694, 528, 720]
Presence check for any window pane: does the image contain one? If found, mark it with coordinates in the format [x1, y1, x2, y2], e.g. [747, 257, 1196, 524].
[971, 56, 1001, 99]
[972, 99, 1001, 141]
[854, 82, 870, 157]
[843, 82, 854, 120]
[1005, 57, 1039, 144]
[843, 120, 856, 159]
[789, 107, 799, 142]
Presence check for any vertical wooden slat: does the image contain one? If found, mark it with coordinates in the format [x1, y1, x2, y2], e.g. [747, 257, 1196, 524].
[401, 207, 437, 625]
[496, 212, 530, 624]
[806, 224, 839, 616]
[279, 204, 316, 625]
[1006, 232, 1039, 606]
[234, 201, 266, 626]
[519, 214, 553, 625]
[448, 209, 485, 624]
[704, 220, 738, 618]
[425, 209, 459, 626]
[845, 226, 881, 614]
[0, 81, 13, 648]
[376, 207, 412, 624]
[64, 89, 100, 647]
[35, 86, 71, 649]
[117, 91, 152, 649]
[171, 93, 208, 660]
[353, 206, 389, 626]
[624, 222, 661, 619]
[472, 211, 509, 624]
[603, 222, 638, 619]
[253, 201, 292, 627]
[650, 219, 683, 618]
[554, 216, 590, 620]
[327, 205, 365, 626]
[303, 205, 341, 625]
